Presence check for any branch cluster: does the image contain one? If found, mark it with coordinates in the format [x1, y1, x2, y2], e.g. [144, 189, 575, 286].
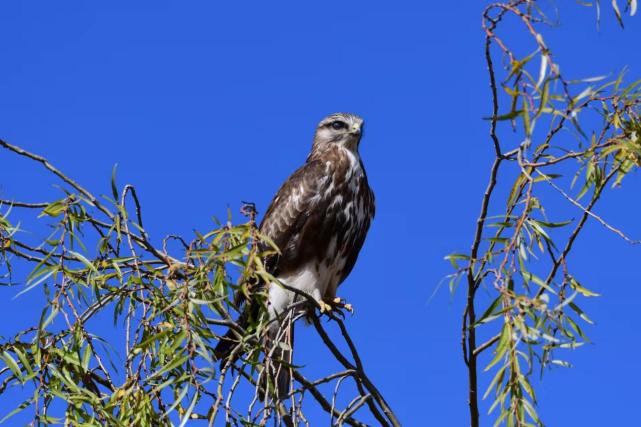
[0, 140, 399, 426]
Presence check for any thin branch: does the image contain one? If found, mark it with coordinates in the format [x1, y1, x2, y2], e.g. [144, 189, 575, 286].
[537, 169, 641, 244]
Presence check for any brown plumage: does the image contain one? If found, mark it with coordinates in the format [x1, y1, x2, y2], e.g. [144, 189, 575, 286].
[214, 112, 375, 399]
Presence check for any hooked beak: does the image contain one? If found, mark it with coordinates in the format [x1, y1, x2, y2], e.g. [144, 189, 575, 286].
[350, 123, 362, 135]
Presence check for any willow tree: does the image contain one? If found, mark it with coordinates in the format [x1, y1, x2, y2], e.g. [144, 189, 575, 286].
[1, 1, 640, 427]
[450, 1, 641, 426]
[0, 141, 399, 426]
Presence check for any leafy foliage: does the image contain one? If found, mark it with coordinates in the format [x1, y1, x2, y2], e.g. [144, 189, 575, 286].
[0, 143, 399, 426]
[452, 1, 641, 426]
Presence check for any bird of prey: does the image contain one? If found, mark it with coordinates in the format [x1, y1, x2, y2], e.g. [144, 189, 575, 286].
[214, 112, 375, 398]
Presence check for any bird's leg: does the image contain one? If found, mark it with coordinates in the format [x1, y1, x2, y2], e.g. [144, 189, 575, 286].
[318, 297, 353, 317]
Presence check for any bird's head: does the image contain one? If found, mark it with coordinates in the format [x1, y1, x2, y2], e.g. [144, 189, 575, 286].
[312, 113, 364, 154]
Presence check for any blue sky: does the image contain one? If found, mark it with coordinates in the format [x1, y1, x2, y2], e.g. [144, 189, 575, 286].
[1, 1, 640, 425]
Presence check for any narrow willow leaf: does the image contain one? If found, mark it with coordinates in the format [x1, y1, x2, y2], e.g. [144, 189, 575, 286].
[475, 297, 502, 326]
[488, 389, 508, 415]
[485, 323, 511, 372]
[15, 269, 55, 298]
[493, 410, 509, 427]
[0, 399, 31, 424]
[1, 351, 22, 381]
[81, 346, 92, 370]
[13, 347, 33, 376]
[148, 355, 188, 380]
[483, 365, 507, 400]
[68, 250, 98, 273]
[40, 305, 60, 332]
[164, 384, 190, 416]
[521, 397, 539, 423]
[507, 48, 540, 80]
[569, 277, 600, 297]
[39, 200, 66, 218]
[487, 237, 510, 244]
[559, 341, 585, 349]
[507, 174, 527, 208]
[518, 374, 536, 402]
[536, 55, 548, 88]
[522, 96, 532, 137]
[553, 291, 578, 312]
[483, 110, 523, 121]
[111, 164, 119, 200]
[568, 301, 595, 324]
[566, 316, 588, 340]
[444, 253, 470, 269]
[178, 392, 199, 427]
[136, 330, 173, 351]
[612, 0, 624, 26]
[528, 220, 551, 242]
[535, 79, 550, 118]
[532, 173, 562, 183]
[531, 219, 572, 228]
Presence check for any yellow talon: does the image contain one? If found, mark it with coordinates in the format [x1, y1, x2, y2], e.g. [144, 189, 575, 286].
[320, 297, 354, 314]
[319, 301, 332, 313]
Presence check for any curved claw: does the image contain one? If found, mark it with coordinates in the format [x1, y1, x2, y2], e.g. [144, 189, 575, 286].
[316, 297, 353, 317]
[333, 297, 353, 313]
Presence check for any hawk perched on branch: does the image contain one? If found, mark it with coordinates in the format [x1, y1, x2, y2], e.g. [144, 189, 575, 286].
[215, 112, 375, 397]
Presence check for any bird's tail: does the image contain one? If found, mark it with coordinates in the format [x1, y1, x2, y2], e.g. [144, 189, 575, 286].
[214, 276, 265, 362]
[259, 315, 295, 401]
[214, 302, 295, 401]
[213, 296, 260, 363]
[213, 315, 246, 363]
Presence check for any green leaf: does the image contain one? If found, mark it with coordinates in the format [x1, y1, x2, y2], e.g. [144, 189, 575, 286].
[178, 391, 199, 427]
[530, 219, 572, 228]
[164, 384, 190, 416]
[444, 253, 470, 269]
[15, 269, 55, 298]
[475, 297, 502, 326]
[111, 164, 119, 201]
[507, 174, 527, 208]
[522, 95, 532, 137]
[13, 347, 33, 376]
[1, 351, 22, 381]
[535, 79, 550, 118]
[483, 365, 507, 400]
[484, 110, 523, 121]
[550, 359, 572, 368]
[39, 200, 66, 218]
[507, 49, 540, 80]
[521, 397, 539, 423]
[568, 302, 594, 324]
[81, 346, 92, 371]
[532, 173, 562, 183]
[68, 250, 98, 274]
[135, 330, 173, 352]
[612, 0, 624, 27]
[522, 271, 556, 294]
[148, 355, 188, 380]
[485, 323, 511, 372]
[569, 277, 600, 297]
[0, 399, 31, 424]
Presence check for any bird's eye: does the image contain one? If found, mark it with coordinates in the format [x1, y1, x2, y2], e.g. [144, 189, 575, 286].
[331, 121, 347, 130]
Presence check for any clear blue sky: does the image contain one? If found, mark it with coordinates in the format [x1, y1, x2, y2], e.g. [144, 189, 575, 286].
[1, 1, 640, 425]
